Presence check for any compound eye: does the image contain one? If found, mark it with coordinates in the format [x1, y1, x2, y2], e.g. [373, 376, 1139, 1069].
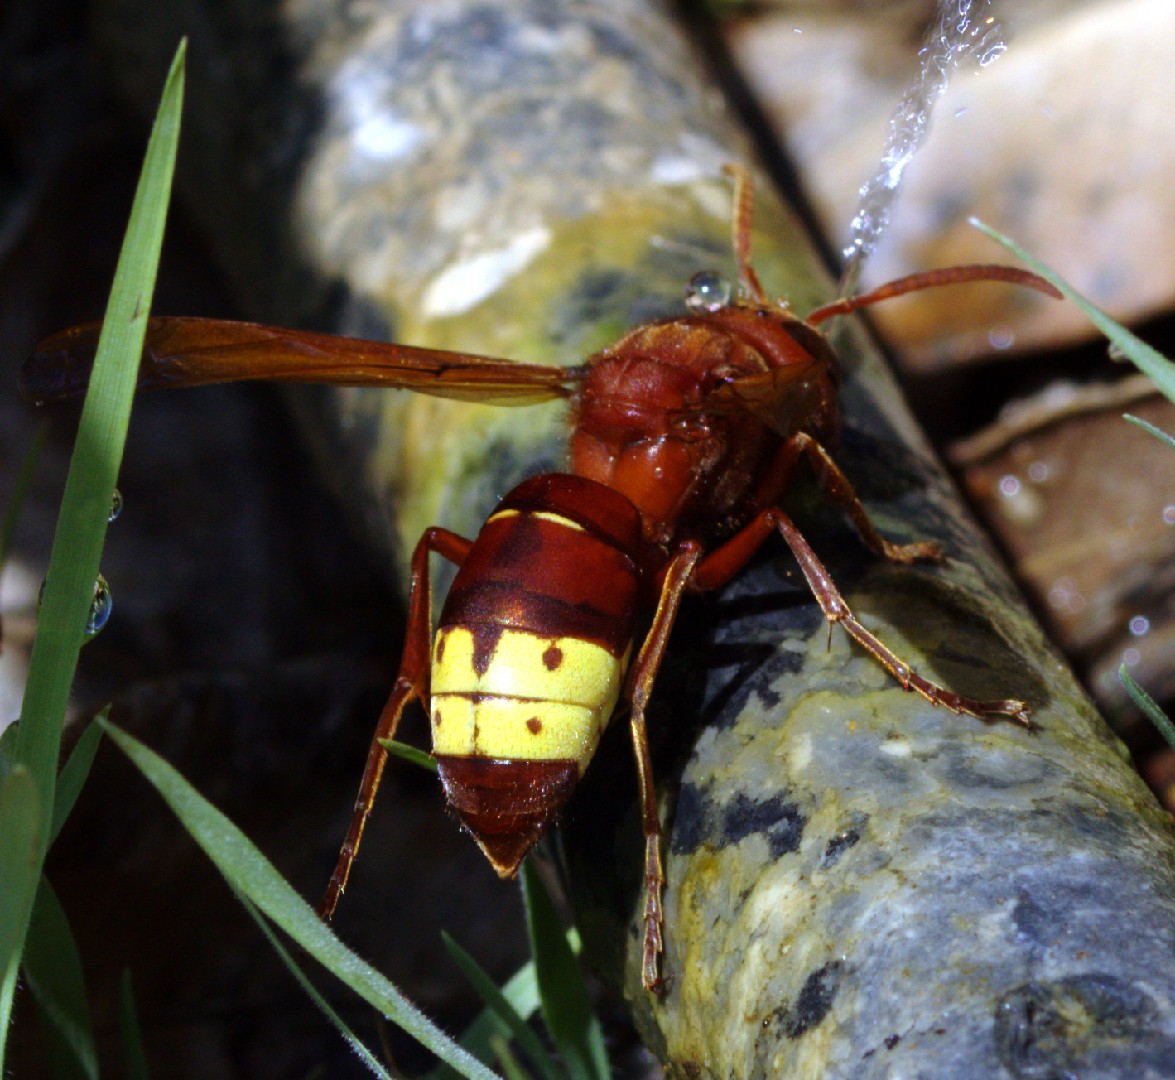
[685, 270, 732, 313]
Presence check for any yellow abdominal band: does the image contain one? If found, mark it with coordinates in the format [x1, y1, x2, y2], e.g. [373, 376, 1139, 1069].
[430, 626, 626, 769]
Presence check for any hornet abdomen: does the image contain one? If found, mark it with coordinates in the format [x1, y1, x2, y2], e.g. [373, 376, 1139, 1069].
[430, 473, 646, 876]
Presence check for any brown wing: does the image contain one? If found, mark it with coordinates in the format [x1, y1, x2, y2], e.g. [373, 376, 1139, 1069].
[706, 357, 828, 437]
[22, 317, 583, 405]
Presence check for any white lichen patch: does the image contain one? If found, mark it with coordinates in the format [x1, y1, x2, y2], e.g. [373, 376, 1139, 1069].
[420, 226, 552, 318]
[879, 737, 913, 759]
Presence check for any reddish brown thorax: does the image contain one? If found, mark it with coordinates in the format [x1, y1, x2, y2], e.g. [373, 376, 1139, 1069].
[568, 305, 840, 546]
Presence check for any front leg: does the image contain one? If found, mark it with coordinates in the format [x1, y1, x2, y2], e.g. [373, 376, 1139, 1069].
[794, 431, 941, 564]
[765, 506, 1032, 726]
[688, 507, 1030, 726]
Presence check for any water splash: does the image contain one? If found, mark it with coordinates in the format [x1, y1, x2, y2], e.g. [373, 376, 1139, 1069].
[840, 0, 1007, 295]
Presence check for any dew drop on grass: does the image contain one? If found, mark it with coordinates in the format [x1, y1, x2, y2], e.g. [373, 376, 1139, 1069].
[37, 572, 113, 641]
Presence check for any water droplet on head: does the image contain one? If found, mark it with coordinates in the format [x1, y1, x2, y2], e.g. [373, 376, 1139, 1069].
[685, 270, 731, 313]
[109, 489, 123, 523]
[1129, 615, 1150, 638]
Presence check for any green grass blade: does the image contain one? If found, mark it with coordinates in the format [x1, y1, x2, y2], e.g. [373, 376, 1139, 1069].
[1123, 413, 1175, 453]
[1120, 664, 1175, 750]
[13, 38, 184, 829]
[427, 930, 584, 1080]
[0, 766, 43, 1061]
[97, 716, 497, 1080]
[0, 722, 15, 782]
[441, 932, 564, 1080]
[379, 738, 438, 773]
[240, 894, 393, 1079]
[23, 878, 98, 1080]
[118, 971, 150, 1080]
[50, 716, 105, 847]
[0, 768, 42, 959]
[0, 43, 186, 1068]
[0, 424, 47, 568]
[970, 218, 1175, 402]
[521, 863, 608, 1080]
[489, 1034, 532, 1080]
